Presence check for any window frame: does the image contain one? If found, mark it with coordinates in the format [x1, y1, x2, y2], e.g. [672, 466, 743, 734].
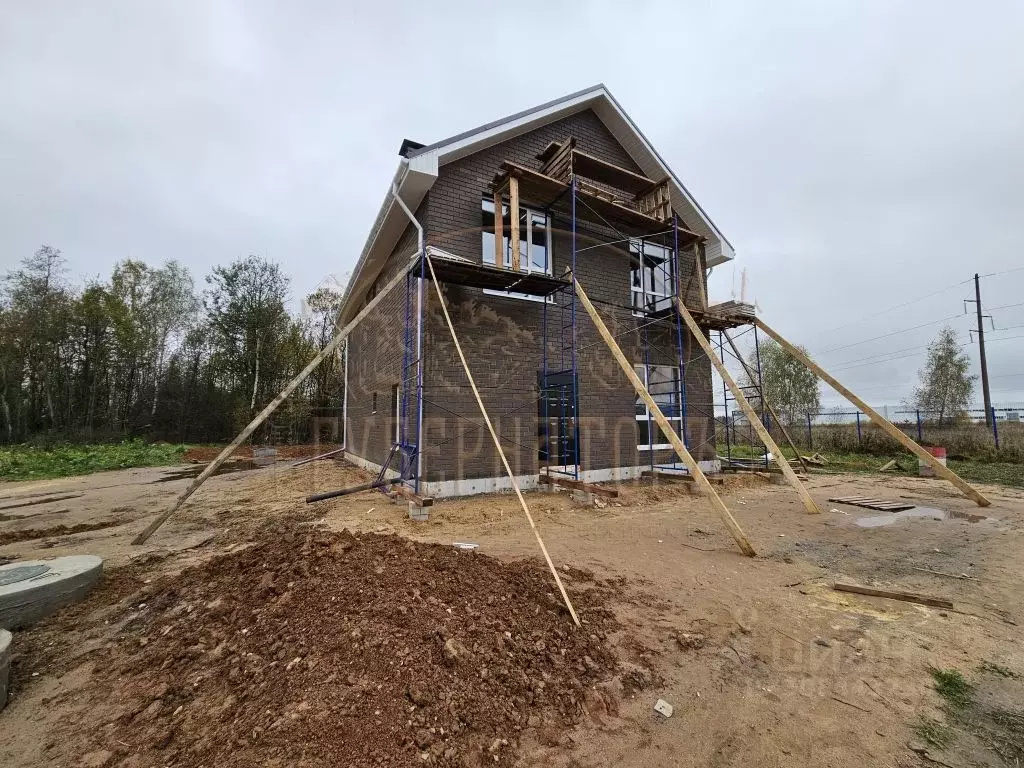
[630, 238, 675, 316]
[634, 363, 682, 451]
[481, 197, 553, 303]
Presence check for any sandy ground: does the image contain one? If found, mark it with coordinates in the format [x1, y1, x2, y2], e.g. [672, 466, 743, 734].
[1, 459, 1022, 767]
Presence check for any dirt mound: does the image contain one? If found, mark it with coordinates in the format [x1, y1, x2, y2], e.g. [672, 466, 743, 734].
[69, 528, 629, 767]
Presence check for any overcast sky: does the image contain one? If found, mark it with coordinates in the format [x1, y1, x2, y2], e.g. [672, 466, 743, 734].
[2, 1, 1023, 409]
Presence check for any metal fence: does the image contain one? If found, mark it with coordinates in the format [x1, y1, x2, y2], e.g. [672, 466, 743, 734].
[716, 406, 1020, 456]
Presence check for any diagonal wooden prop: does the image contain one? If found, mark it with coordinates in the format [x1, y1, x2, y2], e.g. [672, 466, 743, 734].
[133, 264, 411, 545]
[572, 276, 756, 557]
[753, 317, 991, 508]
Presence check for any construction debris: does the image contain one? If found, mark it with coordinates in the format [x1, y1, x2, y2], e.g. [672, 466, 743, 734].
[654, 698, 674, 718]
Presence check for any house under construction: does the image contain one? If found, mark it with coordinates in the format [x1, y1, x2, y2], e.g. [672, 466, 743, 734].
[336, 85, 752, 497]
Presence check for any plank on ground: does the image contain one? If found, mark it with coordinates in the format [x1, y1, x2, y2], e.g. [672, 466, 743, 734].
[833, 582, 954, 610]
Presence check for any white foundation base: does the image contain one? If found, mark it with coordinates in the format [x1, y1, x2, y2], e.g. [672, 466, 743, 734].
[343, 451, 720, 499]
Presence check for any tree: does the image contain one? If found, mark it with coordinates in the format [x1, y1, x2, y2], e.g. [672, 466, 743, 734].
[204, 256, 291, 419]
[911, 326, 974, 425]
[739, 338, 821, 426]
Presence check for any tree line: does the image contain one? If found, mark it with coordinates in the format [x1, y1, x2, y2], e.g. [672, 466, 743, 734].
[0, 246, 343, 446]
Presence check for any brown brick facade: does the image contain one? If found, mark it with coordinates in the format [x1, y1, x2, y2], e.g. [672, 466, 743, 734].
[346, 108, 717, 489]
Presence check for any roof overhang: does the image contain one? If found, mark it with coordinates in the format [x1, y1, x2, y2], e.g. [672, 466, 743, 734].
[338, 84, 733, 325]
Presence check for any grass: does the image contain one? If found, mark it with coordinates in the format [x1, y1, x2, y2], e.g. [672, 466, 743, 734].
[915, 717, 954, 749]
[717, 441, 1024, 489]
[0, 440, 187, 482]
[931, 667, 974, 710]
[979, 661, 1018, 679]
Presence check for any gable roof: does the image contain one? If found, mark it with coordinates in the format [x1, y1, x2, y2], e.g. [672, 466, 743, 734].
[338, 84, 734, 324]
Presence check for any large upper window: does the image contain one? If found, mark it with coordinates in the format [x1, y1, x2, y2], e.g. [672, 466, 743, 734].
[630, 239, 674, 314]
[634, 364, 681, 450]
[482, 199, 551, 275]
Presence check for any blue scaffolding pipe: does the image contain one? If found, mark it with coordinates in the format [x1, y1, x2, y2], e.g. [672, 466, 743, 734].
[719, 331, 731, 464]
[672, 214, 689, 448]
[643, 322, 654, 471]
[570, 177, 580, 480]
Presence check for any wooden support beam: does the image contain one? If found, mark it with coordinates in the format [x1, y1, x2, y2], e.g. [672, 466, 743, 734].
[754, 317, 991, 508]
[572, 276, 756, 557]
[508, 175, 520, 272]
[695, 242, 708, 310]
[722, 330, 810, 474]
[132, 261, 413, 545]
[833, 582, 954, 610]
[493, 190, 504, 266]
[389, 484, 434, 507]
[677, 300, 821, 515]
[538, 474, 619, 498]
[425, 254, 581, 626]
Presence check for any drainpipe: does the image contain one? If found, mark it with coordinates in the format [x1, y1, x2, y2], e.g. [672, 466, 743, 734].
[390, 182, 425, 490]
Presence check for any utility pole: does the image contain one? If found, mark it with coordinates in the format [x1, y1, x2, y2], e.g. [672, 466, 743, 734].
[968, 273, 994, 426]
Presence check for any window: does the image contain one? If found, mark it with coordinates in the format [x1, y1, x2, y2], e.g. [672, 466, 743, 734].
[630, 239, 674, 314]
[634, 364, 682, 450]
[481, 198, 552, 302]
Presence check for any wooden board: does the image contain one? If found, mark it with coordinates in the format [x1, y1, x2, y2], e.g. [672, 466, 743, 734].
[833, 582, 954, 610]
[508, 175, 520, 272]
[573, 277, 756, 557]
[753, 318, 991, 508]
[538, 474, 619, 498]
[828, 496, 915, 512]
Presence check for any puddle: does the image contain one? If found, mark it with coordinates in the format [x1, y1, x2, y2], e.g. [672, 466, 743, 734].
[854, 506, 987, 528]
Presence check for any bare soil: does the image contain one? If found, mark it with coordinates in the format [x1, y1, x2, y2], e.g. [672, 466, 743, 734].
[1, 458, 1022, 767]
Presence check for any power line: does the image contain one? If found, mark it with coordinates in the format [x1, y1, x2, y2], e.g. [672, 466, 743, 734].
[813, 277, 971, 337]
[818, 311, 968, 355]
[986, 301, 1024, 312]
[978, 265, 1024, 280]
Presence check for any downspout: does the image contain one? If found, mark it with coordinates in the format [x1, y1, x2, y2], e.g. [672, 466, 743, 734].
[390, 182, 425, 491]
[341, 341, 348, 451]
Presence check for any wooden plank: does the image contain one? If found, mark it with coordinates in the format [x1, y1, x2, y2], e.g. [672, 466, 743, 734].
[132, 257, 414, 545]
[0, 493, 83, 512]
[508, 175, 520, 272]
[573, 276, 756, 557]
[722, 330, 810, 475]
[677, 299, 821, 515]
[425, 254, 580, 626]
[754, 318, 991, 508]
[833, 582, 954, 610]
[389, 484, 434, 507]
[878, 459, 897, 472]
[538, 474, 619, 498]
[570, 147, 655, 195]
[694, 242, 708, 310]
[493, 190, 504, 266]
